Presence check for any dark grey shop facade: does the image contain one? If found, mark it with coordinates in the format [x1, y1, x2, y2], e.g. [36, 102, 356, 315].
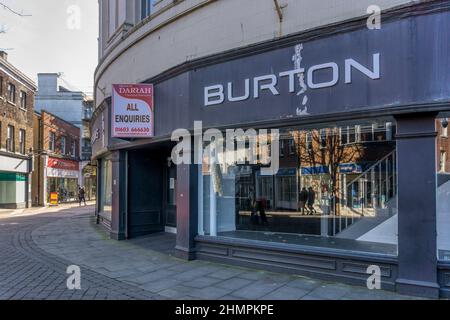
[92, 2, 450, 298]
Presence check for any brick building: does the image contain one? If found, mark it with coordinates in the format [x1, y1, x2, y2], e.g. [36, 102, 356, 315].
[437, 120, 450, 174]
[32, 110, 81, 206]
[0, 51, 35, 209]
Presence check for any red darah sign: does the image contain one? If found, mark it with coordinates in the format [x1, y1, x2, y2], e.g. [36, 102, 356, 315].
[112, 84, 154, 138]
[47, 157, 79, 171]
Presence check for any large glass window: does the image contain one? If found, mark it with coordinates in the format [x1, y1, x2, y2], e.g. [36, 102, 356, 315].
[437, 116, 450, 261]
[199, 119, 398, 255]
[47, 177, 78, 203]
[100, 158, 113, 221]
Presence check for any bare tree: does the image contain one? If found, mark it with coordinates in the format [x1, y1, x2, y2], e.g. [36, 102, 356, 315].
[0, 2, 31, 17]
[297, 127, 363, 215]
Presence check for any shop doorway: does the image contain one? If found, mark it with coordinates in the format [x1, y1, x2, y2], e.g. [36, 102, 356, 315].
[127, 150, 165, 238]
[164, 162, 177, 232]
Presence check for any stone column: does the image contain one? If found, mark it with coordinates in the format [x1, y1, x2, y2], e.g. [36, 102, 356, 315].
[175, 150, 199, 260]
[395, 113, 439, 298]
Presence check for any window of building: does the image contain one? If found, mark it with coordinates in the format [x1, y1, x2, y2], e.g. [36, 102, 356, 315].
[442, 121, 448, 137]
[19, 129, 26, 155]
[108, 0, 117, 37]
[440, 151, 447, 173]
[306, 132, 313, 151]
[279, 140, 285, 157]
[71, 141, 76, 157]
[19, 91, 27, 109]
[6, 125, 14, 152]
[100, 159, 113, 221]
[0, 76, 3, 96]
[60, 136, 66, 155]
[7, 83, 15, 103]
[49, 132, 56, 152]
[199, 119, 398, 256]
[141, 0, 155, 20]
[373, 123, 387, 141]
[288, 138, 295, 155]
[320, 129, 327, 149]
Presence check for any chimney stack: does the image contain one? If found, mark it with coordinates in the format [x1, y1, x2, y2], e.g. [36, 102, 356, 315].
[0, 51, 8, 61]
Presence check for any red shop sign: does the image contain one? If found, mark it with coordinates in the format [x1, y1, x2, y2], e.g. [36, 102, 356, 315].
[47, 157, 79, 171]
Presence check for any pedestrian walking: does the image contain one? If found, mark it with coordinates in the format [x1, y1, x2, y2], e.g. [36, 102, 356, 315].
[307, 187, 316, 215]
[298, 187, 308, 215]
[78, 186, 87, 206]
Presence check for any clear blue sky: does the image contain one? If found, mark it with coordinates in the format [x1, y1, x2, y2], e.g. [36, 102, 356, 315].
[0, 0, 98, 95]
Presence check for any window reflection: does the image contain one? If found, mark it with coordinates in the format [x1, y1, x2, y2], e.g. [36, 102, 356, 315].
[200, 119, 399, 255]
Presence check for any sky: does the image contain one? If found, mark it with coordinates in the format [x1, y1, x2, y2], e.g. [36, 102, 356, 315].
[0, 0, 98, 96]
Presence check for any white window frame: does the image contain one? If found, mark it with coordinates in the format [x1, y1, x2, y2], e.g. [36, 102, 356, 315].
[440, 151, 447, 172]
[49, 132, 56, 152]
[19, 91, 27, 109]
[60, 136, 66, 155]
[71, 141, 76, 157]
[6, 125, 14, 152]
[7, 83, 15, 103]
[306, 132, 313, 151]
[19, 129, 25, 154]
[442, 125, 448, 138]
[279, 139, 285, 157]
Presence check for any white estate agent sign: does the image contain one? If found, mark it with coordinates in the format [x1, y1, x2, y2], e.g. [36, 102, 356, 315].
[112, 84, 154, 138]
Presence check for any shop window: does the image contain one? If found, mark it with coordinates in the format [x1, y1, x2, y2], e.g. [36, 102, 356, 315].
[199, 119, 398, 255]
[437, 116, 450, 261]
[19, 91, 27, 109]
[6, 125, 14, 152]
[100, 159, 113, 221]
[7, 83, 15, 103]
[19, 129, 25, 155]
[47, 177, 79, 203]
[49, 132, 55, 152]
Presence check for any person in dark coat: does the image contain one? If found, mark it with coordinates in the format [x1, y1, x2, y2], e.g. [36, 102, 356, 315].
[307, 187, 316, 215]
[298, 187, 308, 215]
[78, 187, 86, 206]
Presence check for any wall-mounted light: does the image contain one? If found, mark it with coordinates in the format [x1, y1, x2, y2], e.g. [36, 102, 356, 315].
[442, 118, 449, 129]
